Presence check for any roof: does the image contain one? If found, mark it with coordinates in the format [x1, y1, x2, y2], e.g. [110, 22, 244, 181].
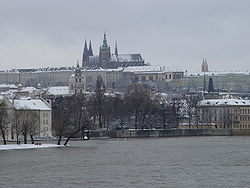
[47, 86, 71, 95]
[187, 71, 250, 77]
[0, 84, 18, 89]
[14, 99, 51, 111]
[198, 99, 250, 107]
[118, 54, 143, 62]
[124, 66, 183, 73]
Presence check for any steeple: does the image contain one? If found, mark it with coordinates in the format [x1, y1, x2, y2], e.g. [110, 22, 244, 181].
[75, 59, 81, 74]
[89, 40, 93, 56]
[101, 32, 109, 49]
[82, 38, 89, 67]
[115, 40, 118, 57]
[201, 58, 208, 72]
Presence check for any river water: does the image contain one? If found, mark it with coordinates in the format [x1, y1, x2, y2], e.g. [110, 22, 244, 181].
[0, 136, 250, 188]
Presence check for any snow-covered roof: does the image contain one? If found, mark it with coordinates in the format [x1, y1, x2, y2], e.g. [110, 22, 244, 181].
[0, 84, 18, 89]
[20, 87, 37, 93]
[47, 86, 71, 95]
[124, 66, 183, 73]
[14, 99, 51, 110]
[187, 71, 250, 77]
[198, 99, 250, 107]
[117, 54, 143, 62]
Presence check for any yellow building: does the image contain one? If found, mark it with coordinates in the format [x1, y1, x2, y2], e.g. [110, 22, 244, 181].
[197, 99, 250, 130]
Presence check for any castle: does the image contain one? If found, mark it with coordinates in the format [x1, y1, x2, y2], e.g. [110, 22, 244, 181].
[82, 33, 145, 69]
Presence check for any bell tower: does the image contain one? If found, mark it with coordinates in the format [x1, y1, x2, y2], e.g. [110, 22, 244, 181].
[99, 33, 111, 68]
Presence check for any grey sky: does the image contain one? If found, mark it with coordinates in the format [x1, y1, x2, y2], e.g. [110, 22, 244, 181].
[0, 0, 250, 72]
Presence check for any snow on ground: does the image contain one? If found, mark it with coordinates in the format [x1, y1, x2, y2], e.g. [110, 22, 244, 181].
[0, 144, 63, 151]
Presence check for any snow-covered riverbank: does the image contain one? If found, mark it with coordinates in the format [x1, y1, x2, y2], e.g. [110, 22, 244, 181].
[0, 144, 63, 151]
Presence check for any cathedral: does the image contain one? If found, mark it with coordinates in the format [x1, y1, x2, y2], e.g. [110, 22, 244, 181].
[82, 33, 145, 69]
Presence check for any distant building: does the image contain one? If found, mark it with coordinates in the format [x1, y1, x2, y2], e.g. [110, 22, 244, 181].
[197, 99, 250, 130]
[82, 33, 145, 69]
[0, 97, 52, 141]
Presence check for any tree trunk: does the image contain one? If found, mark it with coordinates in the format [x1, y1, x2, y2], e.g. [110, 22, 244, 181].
[98, 115, 102, 128]
[64, 137, 70, 146]
[57, 134, 62, 145]
[0, 129, 7, 145]
[23, 134, 27, 144]
[16, 133, 19, 144]
[30, 134, 34, 144]
[135, 110, 138, 130]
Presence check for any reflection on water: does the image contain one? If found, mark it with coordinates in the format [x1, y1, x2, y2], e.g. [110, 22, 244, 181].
[1, 136, 250, 187]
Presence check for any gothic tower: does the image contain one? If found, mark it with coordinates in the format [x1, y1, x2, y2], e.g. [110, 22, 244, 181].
[99, 33, 111, 68]
[201, 58, 208, 72]
[89, 40, 93, 56]
[82, 39, 89, 67]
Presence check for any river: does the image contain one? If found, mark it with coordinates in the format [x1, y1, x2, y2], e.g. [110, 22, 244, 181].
[0, 136, 250, 187]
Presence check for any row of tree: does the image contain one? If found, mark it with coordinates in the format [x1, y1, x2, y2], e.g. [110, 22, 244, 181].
[52, 76, 201, 145]
[0, 101, 39, 145]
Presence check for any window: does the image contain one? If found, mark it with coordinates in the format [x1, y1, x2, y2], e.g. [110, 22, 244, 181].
[142, 76, 146, 81]
[46, 120, 48, 124]
[149, 76, 153, 81]
[169, 74, 172, 79]
[43, 120, 45, 124]
[165, 74, 168, 79]
[79, 78, 81, 82]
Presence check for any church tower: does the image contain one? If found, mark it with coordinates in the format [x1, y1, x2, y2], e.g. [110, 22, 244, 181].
[201, 58, 208, 72]
[82, 39, 89, 67]
[69, 61, 86, 95]
[99, 33, 111, 68]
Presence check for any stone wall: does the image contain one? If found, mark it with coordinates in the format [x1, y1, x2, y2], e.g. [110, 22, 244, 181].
[89, 129, 233, 138]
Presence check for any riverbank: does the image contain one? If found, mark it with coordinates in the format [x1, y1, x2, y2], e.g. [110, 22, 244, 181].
[0, 144, 62, 151]
[89, 128, 233, 138]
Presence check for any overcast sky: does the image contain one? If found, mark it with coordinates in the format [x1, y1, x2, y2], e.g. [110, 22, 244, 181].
[0, 0, 250, 72]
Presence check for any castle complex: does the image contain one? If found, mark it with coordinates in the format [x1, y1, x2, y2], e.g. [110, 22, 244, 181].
[82, 33, 145, 69]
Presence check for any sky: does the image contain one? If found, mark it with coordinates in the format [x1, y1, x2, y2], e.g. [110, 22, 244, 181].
[0, 0, 250, 72]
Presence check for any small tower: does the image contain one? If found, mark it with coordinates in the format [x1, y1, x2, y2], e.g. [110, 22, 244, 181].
[99, 32, 111, 68]
[69, 60, 86, 95]
[82, 39, 89, 67]
[115, 40, 118, 57]
[201, 58, 208, 72]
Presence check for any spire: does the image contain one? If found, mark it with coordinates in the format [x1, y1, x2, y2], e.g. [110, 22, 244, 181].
[101, 32, 108, 49]
[84, 38, 88, 51]
[115, 40, 118, 57]
[82, 38, 89, 67]
[75, 59, 81, 74]
[201, 57, 208, 72]
[89, 40, 93, 56]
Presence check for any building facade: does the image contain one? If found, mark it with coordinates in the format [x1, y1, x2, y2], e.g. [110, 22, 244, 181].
[197, 99, 250, 130]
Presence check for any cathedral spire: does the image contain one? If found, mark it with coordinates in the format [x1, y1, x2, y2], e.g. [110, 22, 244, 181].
[82, 38, 89, 67]
[115, 40, 118, 57]
[84, 38, 88, 51]
[89, 40, 93, 56]
[101, 32, 108, 49]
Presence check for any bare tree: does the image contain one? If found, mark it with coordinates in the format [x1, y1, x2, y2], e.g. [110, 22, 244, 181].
[92, 75, 106, 128]
[27, 111, 39, 144]
[63, 95, 92, 146]
[52, 96, 75, 145]
[124, 83, 153, 130]
[184, 94, 201, 129]
[0, 101, 10, 145]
